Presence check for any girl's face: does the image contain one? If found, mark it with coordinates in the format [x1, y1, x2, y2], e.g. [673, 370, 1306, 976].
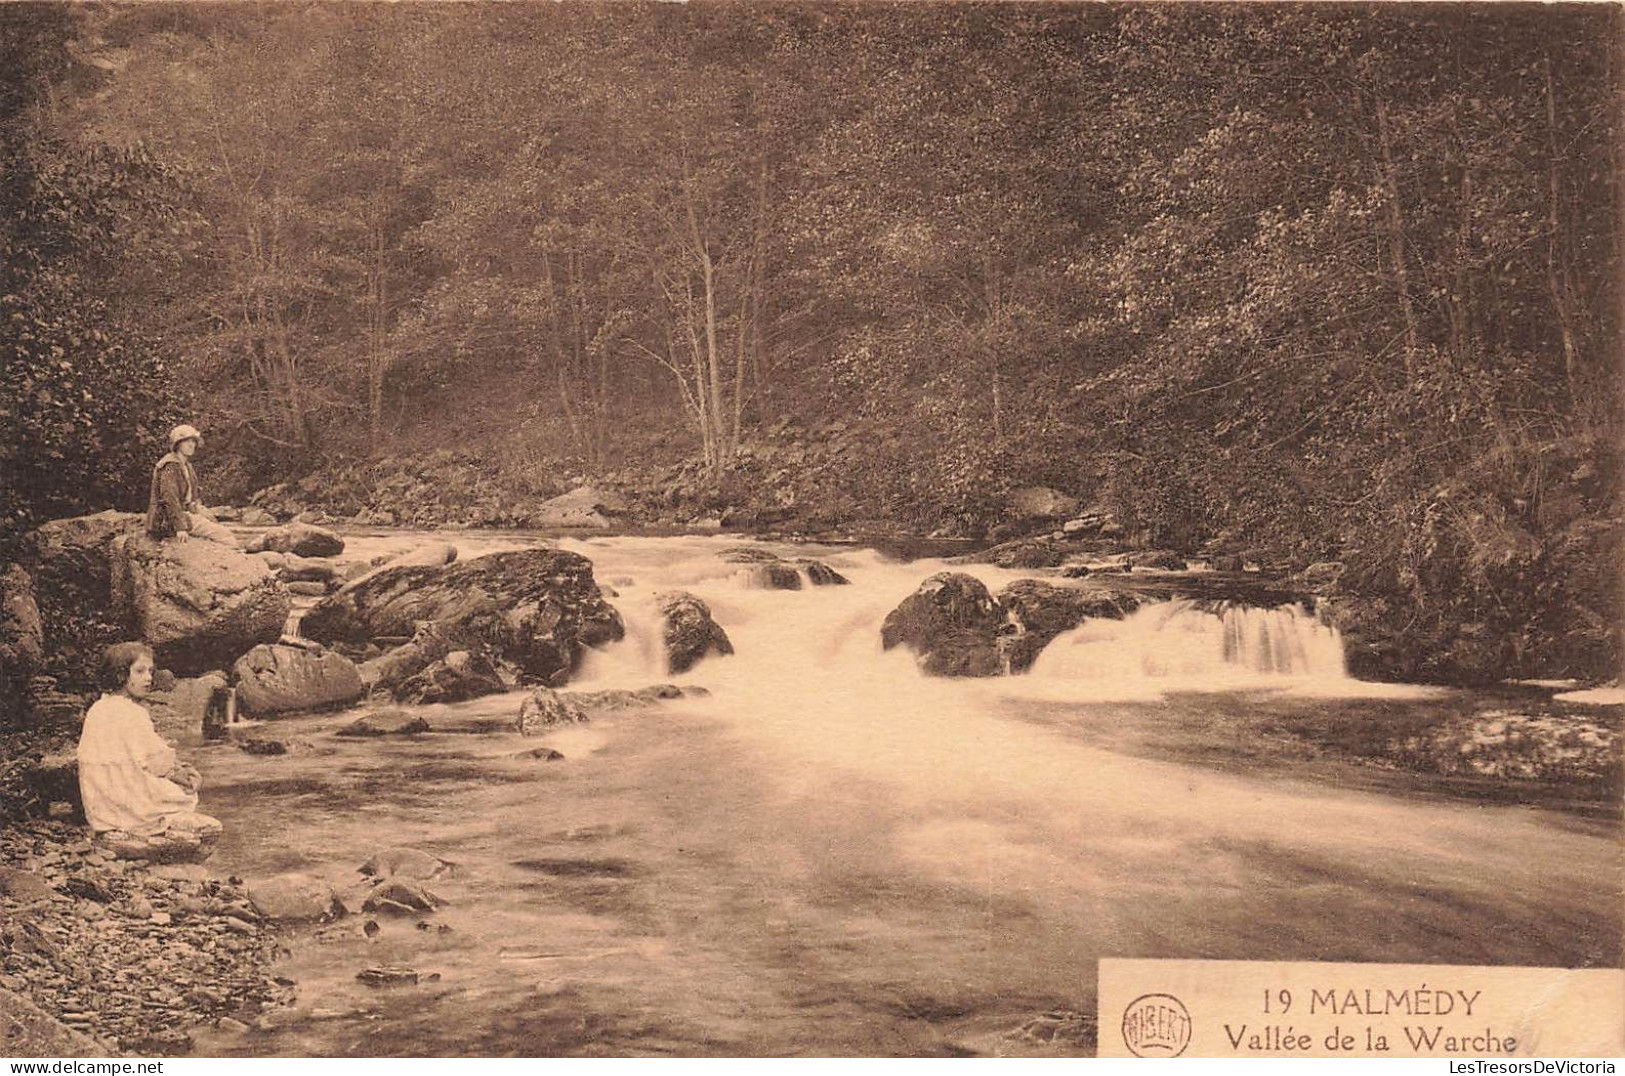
[124, 654, 154, 699]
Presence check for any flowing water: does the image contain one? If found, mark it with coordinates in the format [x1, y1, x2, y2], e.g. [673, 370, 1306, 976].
[192, 533, 1623, 1057]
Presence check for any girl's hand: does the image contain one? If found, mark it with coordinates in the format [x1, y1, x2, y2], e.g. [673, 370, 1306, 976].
[170, 762, 201, 792]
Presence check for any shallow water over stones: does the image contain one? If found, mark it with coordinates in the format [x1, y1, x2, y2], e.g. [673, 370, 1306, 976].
[185, 531, 1621, 1057]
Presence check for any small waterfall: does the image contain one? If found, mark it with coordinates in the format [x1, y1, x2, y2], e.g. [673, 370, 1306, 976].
[1030, 599, 1346, 685]
[574, 594, 670, 686]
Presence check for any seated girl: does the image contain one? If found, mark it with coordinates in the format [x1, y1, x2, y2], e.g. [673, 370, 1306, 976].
[78, 642, 222, 855]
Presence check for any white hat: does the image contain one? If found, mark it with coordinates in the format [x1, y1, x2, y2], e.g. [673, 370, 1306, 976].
[169, 424, 203, 446]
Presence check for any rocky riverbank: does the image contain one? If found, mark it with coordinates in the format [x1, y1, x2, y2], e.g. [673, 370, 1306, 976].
[0, 819, 290, 1056]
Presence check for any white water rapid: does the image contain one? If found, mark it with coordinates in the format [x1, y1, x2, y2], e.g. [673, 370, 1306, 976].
[199, 530, 1618, 1057]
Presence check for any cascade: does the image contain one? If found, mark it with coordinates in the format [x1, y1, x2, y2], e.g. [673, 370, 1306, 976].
[1028, 598, 1347, 685]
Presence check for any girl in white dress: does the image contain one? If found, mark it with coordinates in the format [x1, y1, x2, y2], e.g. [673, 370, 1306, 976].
[77, 642, 221, 850]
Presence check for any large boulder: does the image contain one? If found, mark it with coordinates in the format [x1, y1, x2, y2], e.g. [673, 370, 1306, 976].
[301, 549, 623, 686]
[533, 485, 630, 529]
[337, 542, 458, 594]
[110, 534, 291, 677]
[516, 687, 588, 735]
[0, 564, 44, 709]
[995, 579, 1142, 673]
[250, 522, 345, 559]
[233, 644, 365, 716]
[20, 511, 142, 690]
[656, 592, 733, 674]
[880, 572, 1006, 677]
[394, 649, 506, 705]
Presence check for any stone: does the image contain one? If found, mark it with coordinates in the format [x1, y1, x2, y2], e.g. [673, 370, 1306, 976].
[394, 649, 506, 705]
[233, 644, 365, 716]
[217, 1017, 250, 1033]
[978, 537, 1067, 570]
[335, 710, 430, 737]
[359, 848, 450, 882]
[0, 563, 44, 708]
[248, 873, 344, 921]
[277, 555, 339, 583]
[800, 560, 850, 586]
[1128, 549, 1187, 571]
[256, 551, 287, 570]
[513, 746, 564, 761]
[533, 485, 631, 528]
[22, 750, 82, 818]
[109, 533, 291, 677]
[1211, 553, 1246, 572]
[516, 687, 588, 735]
[337, 542, 459, 594]
[1007, 486, 1081, 520]
[251, 522, 345, 559]
[147, 671, 229, 745]
[99, 828, 216, 864]
[737, 563, 803, 590]
[880, 572, 1006, 677]
[995, 579, 1142, 673]
[362, 880, 441, 915]
[0, 867, 55, 904]
[239, 507, 278, 527]
[358, 622, 456, 694]
[558, 684, 696, 712]
[302, 549, 623, 687]
[20, 510, 143, 689]
[356, 965, 419, 987]
[656, 591, 733, 674]
[285, 581, 329, 597]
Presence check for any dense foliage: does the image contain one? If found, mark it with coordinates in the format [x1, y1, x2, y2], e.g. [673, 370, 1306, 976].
[0, 5, 190, 546]
[4, 3, 1620, 681]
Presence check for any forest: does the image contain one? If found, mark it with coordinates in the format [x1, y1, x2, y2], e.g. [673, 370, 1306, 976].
[3, 2, 1621, 684]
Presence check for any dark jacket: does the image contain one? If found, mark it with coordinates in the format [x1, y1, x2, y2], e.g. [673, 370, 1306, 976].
[146, 452, 199, 538]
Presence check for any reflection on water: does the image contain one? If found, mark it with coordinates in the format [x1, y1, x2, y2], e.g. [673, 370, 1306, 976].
[194, 532, 1621, 1057]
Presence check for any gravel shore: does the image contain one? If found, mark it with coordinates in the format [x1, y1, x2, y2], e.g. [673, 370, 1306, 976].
[1, 819, 294, 1056]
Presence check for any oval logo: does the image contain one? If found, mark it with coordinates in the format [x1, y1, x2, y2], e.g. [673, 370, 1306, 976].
[1122, 993, 1192, 1057]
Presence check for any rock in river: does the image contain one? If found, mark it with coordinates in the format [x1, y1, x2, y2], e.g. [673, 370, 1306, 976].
[656, 591, 733, 674]
[880, 572, 1006, 677]
[336, 709, 431, 738]
[110, 533, 291, 676]
[516, 687, 588, 735]
[301, 548, 623, 686]
[249, 522, 345, 558]
[233, 644, 365, 716]
[248, 873, 344, 921]
[394, 649, 506, 704]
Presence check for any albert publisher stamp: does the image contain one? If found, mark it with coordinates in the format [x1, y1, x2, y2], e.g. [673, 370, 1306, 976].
[1099, 959, 1624, 1058]
[1121, 993, 1193, 1057]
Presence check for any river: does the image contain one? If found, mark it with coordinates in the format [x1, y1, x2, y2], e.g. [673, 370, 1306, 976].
[188, 532, 1623, 1056]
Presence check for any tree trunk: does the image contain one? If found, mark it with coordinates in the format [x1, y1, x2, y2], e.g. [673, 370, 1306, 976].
[1543, 53, 1581, 399]
[1374, 95, 1421, 377]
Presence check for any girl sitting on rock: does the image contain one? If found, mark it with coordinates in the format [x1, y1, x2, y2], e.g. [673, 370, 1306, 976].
[77, 642, 222, 858]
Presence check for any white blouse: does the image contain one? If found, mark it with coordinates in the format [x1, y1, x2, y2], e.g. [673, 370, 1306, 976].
[77, 693, 197, 835]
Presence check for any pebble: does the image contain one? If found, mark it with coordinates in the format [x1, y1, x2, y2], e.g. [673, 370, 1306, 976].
[0, 820, 291, 1056]
[217, 1017, 249, 1034]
